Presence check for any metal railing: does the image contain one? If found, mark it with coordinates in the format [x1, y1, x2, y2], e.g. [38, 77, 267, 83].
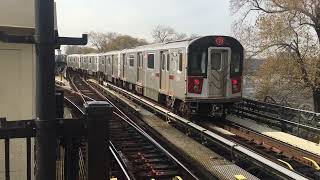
[0, 119, 34, 180]
[233, 98, 320, 143]
[0, 92, 113, 180]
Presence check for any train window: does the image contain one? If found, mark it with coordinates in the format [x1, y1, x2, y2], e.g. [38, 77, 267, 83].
[167, 54, 170, 71]
[161, 54, 165, 70]
[108, 57, 111, 65]
[137, 54, 141, 67]
[140, 54, 143, 67]
[230, 53, 242, 77]
[147, 54, 154, 69]
[129, 55, 134, 67]
[188, 51, 207, 76]
[115, 56, 118, 65]
[211, 53, 222, 70]
[178, 53, 183, 72]
[123, 54, 127, 66]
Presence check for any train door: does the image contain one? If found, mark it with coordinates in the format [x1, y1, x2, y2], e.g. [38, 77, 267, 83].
[207, 48, 229, 97]
[111, 55, 114, 75]
[160, 51, 169, 92]
[104, 56, 109, 77]
[122, 54, 126, 78]
[137, 52, 143, 83]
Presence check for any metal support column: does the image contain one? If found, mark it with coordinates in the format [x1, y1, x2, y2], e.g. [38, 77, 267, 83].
[34, 0, 57, 179]
[85, 101, 112, 180]
[64, 138, 80, 180]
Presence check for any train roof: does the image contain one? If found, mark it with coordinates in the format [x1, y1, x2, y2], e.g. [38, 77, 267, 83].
[67, 35, 242, 56]
[100, 51, 121, 56]
[67, 54, 81, 57]
[123, 37, 197, 53]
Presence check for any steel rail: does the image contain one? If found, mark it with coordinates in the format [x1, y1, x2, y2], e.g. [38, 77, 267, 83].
[69, 75, 87, 104]
[97, 80, 309, 180]
[64, 96, 85, 115]
[223, 122, 320, 171]
[243, 97, 320, 115]
[84, 79, 199, 180]
[70, 77, 199, 179]
[109, 141, 134, 180]
[240, 98, 320, 129]
[62, 88, 135, 180]
[233, 106, 320, 132]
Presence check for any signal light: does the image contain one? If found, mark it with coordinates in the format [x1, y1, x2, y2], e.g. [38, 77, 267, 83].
[231, 77, 241, 93]
[232, 79, 238, 85]
[194, 79, 200, 85]
[188, 77, 203, 94]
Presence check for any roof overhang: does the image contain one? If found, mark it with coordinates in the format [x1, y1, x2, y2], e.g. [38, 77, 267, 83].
[0, 0, 58, 35]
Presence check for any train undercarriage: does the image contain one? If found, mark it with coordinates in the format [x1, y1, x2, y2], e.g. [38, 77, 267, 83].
[68, 69, 235, 119]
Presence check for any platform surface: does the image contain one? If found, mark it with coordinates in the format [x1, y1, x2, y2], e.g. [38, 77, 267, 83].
[227, 115, 320, 156]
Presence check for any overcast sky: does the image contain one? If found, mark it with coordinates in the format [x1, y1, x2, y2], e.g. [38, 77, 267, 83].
[55, 0, 235, 42]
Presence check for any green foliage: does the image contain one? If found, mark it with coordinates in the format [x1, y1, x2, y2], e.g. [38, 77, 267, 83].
[102, 35, 148, 52]
[65, 32, 148, 54]
[64, 45, 96, 55]
[88, 31, 148, 52]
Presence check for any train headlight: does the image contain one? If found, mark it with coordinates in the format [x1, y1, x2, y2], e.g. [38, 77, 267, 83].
[231, 77, 241, 93]
[188, 76, 203, 94]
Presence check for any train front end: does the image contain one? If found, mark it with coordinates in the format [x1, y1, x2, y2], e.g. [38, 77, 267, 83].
[186, 36, 243, 117]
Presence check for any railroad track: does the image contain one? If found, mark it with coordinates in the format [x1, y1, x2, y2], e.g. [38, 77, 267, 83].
[89, 78, 314, 180]
[200, 120, 320, 179]
[66, 74, 198, 180]
[232, 98, 320, 143]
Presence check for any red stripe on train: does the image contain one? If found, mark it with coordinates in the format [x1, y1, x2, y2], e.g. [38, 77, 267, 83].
[169, 75, 175, 80]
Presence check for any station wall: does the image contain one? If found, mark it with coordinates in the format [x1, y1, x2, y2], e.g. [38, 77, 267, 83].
[0, 43, 36, 180]
[0, 1, 57, 179]
[0, 43, 36, 120]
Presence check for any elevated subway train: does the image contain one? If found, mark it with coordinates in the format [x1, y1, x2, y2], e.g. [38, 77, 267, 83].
[67, 36, 244, 117]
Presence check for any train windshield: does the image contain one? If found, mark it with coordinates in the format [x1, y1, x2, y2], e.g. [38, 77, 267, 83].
[188, 51, 207, 76]
[230, 52, 242, 77]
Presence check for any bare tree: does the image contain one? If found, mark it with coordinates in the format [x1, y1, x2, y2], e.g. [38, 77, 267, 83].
[65, 45, 96, 55]
[152, 25, 199, 43]
[174, 33, 187, 41]
[87, 31, 148, 52]
[152, 25, 176, 42]
[231, 0, 320, 111]
[104, 35, 148, 51]
[88, 31, 119, 52]
[189, 33, 199, 39]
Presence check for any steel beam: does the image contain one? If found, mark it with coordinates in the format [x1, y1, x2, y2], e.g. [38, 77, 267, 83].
[34, 0, 57, 179]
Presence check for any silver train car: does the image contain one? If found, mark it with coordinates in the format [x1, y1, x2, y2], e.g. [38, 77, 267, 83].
[98, 51, 120, 83]
[68, 36, 244, 117]
[66, 54, 81, 70]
